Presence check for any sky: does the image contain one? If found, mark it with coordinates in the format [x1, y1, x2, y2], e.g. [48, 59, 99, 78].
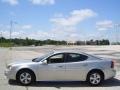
[0, 0, 120, 42]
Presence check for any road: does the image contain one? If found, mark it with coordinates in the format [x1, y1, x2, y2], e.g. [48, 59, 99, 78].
[0, 45, 120, 90]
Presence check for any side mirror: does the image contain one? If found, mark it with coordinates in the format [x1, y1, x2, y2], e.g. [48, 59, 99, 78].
[42, 60, 47, 65]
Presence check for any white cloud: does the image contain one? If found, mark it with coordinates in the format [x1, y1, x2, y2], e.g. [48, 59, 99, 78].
[50, 26, 78, 40]
[0, 24, 33, 38]
[2, 0, 18, 5]
[49, 9, 97, 41]
[0, 30, 23, 38]
[1, 0, 56, 5]
[2, 26, 78, 40]
[0, 24, 53, 39]
[51, 9, 97, 26]
[21, 25, 32, 29]
[96, 20, 114, 30]
[30, 0, 55, 5]
[1, 24, 32, 30]
[0, 9, 97, 41]
[0, 26, 86, 41]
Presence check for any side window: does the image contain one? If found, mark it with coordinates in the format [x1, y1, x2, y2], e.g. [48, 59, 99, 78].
[66, 53, 88, 62]
[47, 54, 64, 64]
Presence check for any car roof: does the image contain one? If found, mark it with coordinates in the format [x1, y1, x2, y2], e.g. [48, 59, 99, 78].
[52, 50, 86, 54]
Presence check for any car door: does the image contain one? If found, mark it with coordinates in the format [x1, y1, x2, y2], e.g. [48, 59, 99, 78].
[38, 53, 66, 81]
[65, 53, 89, 81]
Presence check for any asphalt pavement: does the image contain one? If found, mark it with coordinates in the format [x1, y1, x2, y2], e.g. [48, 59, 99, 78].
[0, 46, 120, 90]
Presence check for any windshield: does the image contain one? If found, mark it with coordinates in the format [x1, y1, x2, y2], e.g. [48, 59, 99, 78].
[32, 51, 54, 62]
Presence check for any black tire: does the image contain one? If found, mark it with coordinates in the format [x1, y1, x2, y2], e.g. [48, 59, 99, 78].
[87, 71, 103, 86]
[16, 69, 35, 85]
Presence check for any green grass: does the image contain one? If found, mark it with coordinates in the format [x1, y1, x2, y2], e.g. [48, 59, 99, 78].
[0, 43, 13, 47]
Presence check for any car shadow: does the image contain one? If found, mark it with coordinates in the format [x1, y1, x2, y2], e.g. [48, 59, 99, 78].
[9, 78, 120, 88]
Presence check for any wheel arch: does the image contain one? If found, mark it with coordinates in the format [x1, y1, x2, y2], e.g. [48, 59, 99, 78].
[86, 69, 104, 81]
[16, 68, 36, 81]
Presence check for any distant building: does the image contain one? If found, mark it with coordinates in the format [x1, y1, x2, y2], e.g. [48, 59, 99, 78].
[67, 40, 76, 45]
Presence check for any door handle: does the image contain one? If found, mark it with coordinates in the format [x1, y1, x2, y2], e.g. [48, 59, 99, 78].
[58, 66, 63, 68]
[83, 64, 88, 66]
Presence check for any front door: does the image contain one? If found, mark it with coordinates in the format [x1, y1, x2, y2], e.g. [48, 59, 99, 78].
[38, 53, 66, 81]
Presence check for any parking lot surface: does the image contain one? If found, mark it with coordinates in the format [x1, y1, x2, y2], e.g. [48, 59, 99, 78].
[0, 45, 120, 90]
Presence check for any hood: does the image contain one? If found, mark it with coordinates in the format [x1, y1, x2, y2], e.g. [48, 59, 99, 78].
[8, 59, 35, 66]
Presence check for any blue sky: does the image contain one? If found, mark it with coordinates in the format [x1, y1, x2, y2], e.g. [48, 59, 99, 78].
[0, 0, 120, 42]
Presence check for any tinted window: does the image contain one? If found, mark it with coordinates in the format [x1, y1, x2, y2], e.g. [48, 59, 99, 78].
[66, 53, 88, 62]
[47, 54, 64, 64]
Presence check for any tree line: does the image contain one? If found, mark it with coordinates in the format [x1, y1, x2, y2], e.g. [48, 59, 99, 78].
[76, 39, 110, 45]
[0, 37, 67, 47]
[0, 37, 111, 47]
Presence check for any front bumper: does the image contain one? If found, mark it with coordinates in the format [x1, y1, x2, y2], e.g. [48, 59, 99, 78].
[4, 69, 16, 80]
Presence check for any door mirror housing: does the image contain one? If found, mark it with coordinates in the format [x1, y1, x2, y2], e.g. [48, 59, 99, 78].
[42, 60, 47, 65]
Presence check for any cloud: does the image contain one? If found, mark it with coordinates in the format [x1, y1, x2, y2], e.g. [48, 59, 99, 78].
[96, 20, 114, 30]
[0, 26, 79, 40]
[51, 9, 97, 26]
[2, 0, 19, 5]
[1, 0, 56, 5]
[30, 0, 55, 5]
[0, 24, 32, 38]
[0, 30, 24, 38]
[50, 26, 78, 40]
[49, 9, 97, 41]
[0, 25, 86, 41]
[21, 25, 32, 29]
[0, 23, 53, 39]
[0, 9, 97, 41]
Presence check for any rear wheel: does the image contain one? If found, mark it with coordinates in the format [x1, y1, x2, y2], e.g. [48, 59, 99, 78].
[17, 70, 35, 85]
[87, 71, 103, 86]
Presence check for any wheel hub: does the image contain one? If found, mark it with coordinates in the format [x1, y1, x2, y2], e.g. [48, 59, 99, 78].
[90, 73, 101, 84]
[20, 72, 32, 84]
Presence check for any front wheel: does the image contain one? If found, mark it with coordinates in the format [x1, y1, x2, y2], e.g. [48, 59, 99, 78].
[87, 71, 103, 86]
[17, 70, 35, 85]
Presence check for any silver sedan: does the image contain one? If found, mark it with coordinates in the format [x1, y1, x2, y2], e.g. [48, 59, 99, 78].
[5, 51, 116, 86]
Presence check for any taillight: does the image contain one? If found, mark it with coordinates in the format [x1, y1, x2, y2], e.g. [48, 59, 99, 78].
[111, 60, 115, 68]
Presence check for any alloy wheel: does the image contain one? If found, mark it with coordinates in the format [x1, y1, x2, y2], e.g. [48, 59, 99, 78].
[89, 72, 101, 85]
[19, 72, 32, 84]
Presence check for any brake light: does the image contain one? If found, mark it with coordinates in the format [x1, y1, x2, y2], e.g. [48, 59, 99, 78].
[111, 60, 115, 68]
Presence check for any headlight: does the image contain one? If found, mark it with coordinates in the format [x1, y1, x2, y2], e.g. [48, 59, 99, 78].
[7, 65, 12, 70]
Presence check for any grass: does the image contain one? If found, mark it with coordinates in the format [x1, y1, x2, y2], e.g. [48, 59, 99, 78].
[0, 43, 13, 47]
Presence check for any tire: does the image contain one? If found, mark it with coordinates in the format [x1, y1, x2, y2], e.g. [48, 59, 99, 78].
[16, 70, 35, 85]
[87, 71, 103, 86]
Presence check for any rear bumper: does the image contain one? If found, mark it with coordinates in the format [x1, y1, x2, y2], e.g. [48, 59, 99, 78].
[104, 69, 116, 80]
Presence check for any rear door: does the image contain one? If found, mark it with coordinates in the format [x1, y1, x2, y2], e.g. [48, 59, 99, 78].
[65, 53, 89, 81]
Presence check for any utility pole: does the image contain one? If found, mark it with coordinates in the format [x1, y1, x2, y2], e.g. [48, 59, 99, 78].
[0, 32, 2, 47]
[9, 20, 17, 49]
[114, 24, 120, 45]
[9, 20, 13, 49]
